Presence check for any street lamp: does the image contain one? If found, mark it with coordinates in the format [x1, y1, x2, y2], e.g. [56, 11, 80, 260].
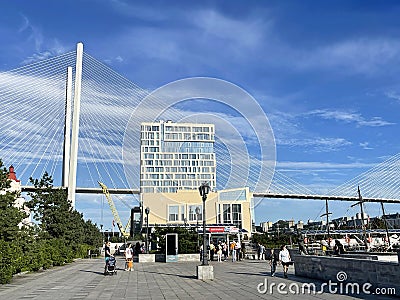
[145, 207, 150, 254]
[195, 206, 201, 250]
[198, 182, 210, 266]
[100, 224, 104, 245]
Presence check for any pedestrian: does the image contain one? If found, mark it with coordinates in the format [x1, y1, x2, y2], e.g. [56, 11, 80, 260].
[222, 241, 228, 261]
[298, 238, 308, 255]
[230, 241, 236, 261]
[279, 245, 292, 278]
[333, 240, 345, 255]
[104, 241, 111, 263]
[104, 241, 112, 273]
[257, 243, 262, 260]
[235, 240, 241, 261]
[125, 244, 133, 271]
[268, 248, 279, 276]
[217, 241, 222, 262]
[320, 241, 327, 255]
[241, 242, 246, 260]
[135, 242, 141, 255]
[261, 244, 266, 260]
[258, 243, 265, 260]
[209, 241, 215, 261]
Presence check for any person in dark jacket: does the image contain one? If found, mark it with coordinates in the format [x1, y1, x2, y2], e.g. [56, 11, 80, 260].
[268, 248, 279, 276]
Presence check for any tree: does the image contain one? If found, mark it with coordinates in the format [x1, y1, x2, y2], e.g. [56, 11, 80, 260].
[27, 172, 102, 249]
[27, 172, 73, 241]
[83, 219, 102, 247]
[0, 159, 27, 242]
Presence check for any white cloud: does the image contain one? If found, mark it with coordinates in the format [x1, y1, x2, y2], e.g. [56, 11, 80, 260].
[277, 160, 374, 170]
[109, 0, 170, 22]
[276, 137, 351, 152]
[296, 38, 400, 75]
[359, 142, 373, 150]
[190, 9, 268, 49]
[385, 91, 400, 102]
[306, 109, 395, 127]
[18, 14, 43, 53]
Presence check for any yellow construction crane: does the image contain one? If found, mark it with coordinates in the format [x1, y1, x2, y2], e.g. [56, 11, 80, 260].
[98, 181, 131, 238]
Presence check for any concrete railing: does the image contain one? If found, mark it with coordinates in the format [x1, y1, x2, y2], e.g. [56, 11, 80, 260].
[293, 253, 400, 296]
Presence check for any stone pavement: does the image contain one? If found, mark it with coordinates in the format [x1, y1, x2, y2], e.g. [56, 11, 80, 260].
[0, 257, 396, 299]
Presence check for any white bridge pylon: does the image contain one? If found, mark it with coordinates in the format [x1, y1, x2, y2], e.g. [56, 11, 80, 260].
[65, 42, 83, 208]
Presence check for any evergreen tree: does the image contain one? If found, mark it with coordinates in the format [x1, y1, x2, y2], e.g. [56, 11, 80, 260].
[27, 172, 102, 248]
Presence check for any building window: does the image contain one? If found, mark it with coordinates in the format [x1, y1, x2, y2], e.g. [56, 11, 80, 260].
[181, 205, 185, 221]
[188, 205, 202, 221]
[223, 204, 231, 223]
[168, 205, 179, 221]
[232, 204, 242, 228]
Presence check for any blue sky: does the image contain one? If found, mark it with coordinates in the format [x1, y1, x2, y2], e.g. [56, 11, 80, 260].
[1, 0, 400, 229]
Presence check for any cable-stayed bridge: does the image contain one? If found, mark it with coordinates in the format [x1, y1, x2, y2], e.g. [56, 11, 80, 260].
[1, 43, 400, 226]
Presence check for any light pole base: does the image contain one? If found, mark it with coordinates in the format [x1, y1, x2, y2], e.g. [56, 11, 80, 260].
[197, 265, 214, 280]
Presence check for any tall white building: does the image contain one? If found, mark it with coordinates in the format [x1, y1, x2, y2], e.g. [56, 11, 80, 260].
[140, 120, 216, 193]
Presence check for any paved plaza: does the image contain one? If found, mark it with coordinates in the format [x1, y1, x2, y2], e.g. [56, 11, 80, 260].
[0, 257, 396, 299]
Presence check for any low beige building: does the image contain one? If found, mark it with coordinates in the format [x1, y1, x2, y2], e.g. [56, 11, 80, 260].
[142, 187, 253, 235]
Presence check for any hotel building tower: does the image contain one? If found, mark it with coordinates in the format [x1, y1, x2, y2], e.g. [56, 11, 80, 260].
[140, 120, 216, 193]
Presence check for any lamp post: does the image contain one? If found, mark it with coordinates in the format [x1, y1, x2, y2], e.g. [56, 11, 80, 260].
[198, 182, 210, 266]
[100, 224, 104, 245]
[195, 206, 200, 250]
[145, 207, 150, 254]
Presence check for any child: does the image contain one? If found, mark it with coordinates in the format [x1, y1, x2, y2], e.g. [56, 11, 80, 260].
[125, 244, 133, 271]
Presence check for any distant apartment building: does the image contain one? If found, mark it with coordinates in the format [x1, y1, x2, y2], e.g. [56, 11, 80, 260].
[294, 220, 304, 231]
[140, 120, 216, 193]
[383, 213, 400, 228]
[260, 221, 273, 232]
[271, 219, 295, 232]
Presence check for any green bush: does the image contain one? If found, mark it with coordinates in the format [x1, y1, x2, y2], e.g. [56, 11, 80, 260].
[0, 240, 13, 284]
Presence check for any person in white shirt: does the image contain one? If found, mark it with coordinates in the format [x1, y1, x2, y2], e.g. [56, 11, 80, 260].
[125, 244, 133, 271]
[279, 245, 291, 278]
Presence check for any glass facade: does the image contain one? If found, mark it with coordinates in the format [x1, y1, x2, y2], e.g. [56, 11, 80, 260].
[140, 121, 216, 193]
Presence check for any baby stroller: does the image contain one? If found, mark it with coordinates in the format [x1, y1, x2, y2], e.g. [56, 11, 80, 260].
[104, 256, 117, 276]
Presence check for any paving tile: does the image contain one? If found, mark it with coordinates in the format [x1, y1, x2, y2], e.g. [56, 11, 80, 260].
[0, 257, 396, 299]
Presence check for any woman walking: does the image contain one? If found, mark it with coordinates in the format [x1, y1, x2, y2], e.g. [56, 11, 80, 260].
[279, 245, 291, 278]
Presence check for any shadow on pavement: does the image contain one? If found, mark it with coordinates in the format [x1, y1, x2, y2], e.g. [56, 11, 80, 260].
[79, 269, 105, 276]
[226, 271, 268, 276]
[143, 270, 196, 279]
